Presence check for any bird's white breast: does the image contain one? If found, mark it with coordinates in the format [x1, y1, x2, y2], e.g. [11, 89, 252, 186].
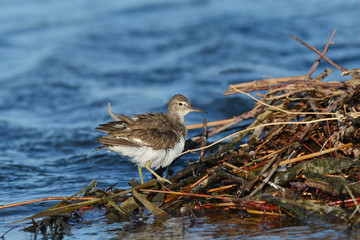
[108, 137, 185, 169]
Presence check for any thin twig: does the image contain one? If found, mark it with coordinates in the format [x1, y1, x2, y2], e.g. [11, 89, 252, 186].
[341, 174, 360, 219]
[0, 197, 97, 210]
[139, 189, 233, 201]
[200, 118, 207, 157]
[279, 143, 353, 166]
[246, 154, 278, 192]
[230, 85, 337, 116]
[290, 34, 348, 72]
[307, 29, 337, 80]
[182, 116, 341, 155]
[187, 118, 236, 130]
[249, 158, 281, 197]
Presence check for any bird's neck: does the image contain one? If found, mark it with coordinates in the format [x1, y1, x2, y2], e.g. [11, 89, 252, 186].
[167, 110, 186, 126]
[166, 111, 187, 138]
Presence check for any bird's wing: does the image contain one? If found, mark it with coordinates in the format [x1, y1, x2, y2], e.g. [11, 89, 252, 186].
[129, 128, 179, 150]
[97, 136, 139, 147]
[129, 113, 181, 149]
[96, 113, 182, 150]
[96, 121, 127, 133]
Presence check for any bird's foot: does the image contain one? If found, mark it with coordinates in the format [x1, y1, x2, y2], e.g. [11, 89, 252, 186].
[156, 176, 172, 184]
[144, 161, 172, 184]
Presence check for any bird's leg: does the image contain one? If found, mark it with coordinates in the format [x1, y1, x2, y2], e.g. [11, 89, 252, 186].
[138, 166, 144, 184]
[145, 161, 172, 184]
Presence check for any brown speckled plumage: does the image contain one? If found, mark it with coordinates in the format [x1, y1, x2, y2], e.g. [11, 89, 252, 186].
[95, 94, 206, 184]
[96, 112, 187, 150]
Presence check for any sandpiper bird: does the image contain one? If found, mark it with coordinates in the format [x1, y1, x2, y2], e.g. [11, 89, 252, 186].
[96, 94, 206, 184]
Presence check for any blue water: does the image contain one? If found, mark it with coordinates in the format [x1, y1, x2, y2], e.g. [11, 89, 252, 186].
[1, 0, 360, 239]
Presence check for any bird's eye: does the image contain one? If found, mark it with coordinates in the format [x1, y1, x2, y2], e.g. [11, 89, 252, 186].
[178, 102, 183, 106]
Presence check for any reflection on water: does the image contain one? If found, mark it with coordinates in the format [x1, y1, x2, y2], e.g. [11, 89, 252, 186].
[72, 209, 357, 240]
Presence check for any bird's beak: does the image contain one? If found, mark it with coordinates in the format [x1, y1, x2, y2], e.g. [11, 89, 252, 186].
[189, 106, 207, 114]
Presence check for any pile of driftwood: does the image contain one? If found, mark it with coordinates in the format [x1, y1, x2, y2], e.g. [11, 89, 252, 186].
[1, 30, 360, 238]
